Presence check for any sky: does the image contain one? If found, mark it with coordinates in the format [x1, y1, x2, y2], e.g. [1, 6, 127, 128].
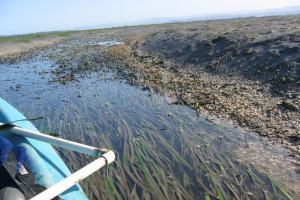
[0, 0, 300, 35]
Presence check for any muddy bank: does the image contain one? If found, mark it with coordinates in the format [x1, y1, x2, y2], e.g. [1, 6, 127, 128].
[105, 16, 300, 156]
[0, 35, 71, 64]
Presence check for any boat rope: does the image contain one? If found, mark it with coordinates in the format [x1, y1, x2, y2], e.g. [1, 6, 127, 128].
[0, 117, 43, 130]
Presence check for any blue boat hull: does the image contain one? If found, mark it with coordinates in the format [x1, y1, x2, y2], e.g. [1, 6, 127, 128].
[0, 98, 88, 200]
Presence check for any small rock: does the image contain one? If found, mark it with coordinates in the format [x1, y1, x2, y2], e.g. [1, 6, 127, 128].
[279, 100, 299, 112]
[288, 136, 300, 145]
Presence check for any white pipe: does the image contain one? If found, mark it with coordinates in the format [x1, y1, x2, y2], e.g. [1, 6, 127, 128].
[30, 151, 115, 200]
[0, 123, 102, 157]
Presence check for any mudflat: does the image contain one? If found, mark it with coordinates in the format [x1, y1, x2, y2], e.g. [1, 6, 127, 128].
[0, 38, 58, 56]
[0, 32, 73, 62]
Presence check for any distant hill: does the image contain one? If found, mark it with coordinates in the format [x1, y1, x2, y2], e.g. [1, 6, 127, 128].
[78, 5, 300, 30]
[139, 5, 300, 25]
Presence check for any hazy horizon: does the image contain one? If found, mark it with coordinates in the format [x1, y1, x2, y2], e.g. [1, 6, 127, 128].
[1, 0, 300, 36]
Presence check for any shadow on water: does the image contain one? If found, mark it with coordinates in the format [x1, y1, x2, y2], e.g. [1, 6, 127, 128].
[1, 39, 299, 199]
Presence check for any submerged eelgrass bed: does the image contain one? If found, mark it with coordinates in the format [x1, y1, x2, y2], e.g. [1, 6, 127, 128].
[32, 84, 294, 200]
[11, 39, 295, 200]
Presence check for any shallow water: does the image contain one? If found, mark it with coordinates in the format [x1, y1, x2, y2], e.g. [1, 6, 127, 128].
[1, 39, 299, 199]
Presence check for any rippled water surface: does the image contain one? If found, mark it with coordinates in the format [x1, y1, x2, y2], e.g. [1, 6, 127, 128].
[1, 39, 299, 199]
